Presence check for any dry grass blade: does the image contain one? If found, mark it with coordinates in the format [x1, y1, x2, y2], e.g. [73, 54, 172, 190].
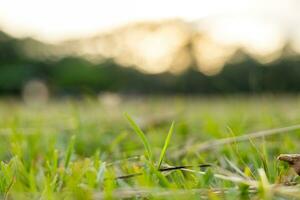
[273, 185, 300, 198]
[224, 157, 250, 179]
[173, 124, 300, 158]
[181, 168, 259, 187]
[93, 187, 247, 199]
[114, 164, 211, 180]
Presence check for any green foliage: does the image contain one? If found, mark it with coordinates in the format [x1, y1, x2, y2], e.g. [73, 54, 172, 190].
[2, 31, 300, 95]
[0, 97, 299, 199]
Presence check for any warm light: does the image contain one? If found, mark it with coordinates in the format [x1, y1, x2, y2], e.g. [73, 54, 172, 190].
[0, 0, 277, 43]
[193, 35, 236, 75]
[1, 0, 299, 73]
[291, 29, 300, 54]
[207, 17, 286, 63]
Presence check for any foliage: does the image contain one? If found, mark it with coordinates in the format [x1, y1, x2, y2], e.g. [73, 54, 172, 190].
[0, 97, 299, 199]
[1, 31, 300, 95]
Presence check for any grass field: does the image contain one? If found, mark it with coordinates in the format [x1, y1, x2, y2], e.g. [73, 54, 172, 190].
[1, 96, 300, 199]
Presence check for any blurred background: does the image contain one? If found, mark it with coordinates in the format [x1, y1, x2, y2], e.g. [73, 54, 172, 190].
[1, 0, 300, 100]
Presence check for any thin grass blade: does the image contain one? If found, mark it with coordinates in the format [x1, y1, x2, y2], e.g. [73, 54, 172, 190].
[124, 113, 153, 162]
[64, 135, 76, 169]
[158, 121, 175, 169]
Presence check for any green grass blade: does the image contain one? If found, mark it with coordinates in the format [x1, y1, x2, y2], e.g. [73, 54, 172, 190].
[158, 121, 175, 169]
[124, 113, 153, 162]
[97, 162, 106, 184]
[64, 135, 76, 169]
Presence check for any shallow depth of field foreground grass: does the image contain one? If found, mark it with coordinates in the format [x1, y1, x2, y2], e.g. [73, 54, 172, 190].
[1, 96, 300, 199]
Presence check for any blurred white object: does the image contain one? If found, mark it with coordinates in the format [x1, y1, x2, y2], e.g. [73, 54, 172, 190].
[98, 92, 121, 108]
[22, 80, 49, 105]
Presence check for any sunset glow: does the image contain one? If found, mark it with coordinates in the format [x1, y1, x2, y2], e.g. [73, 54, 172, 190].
[1, 0, 299, 73]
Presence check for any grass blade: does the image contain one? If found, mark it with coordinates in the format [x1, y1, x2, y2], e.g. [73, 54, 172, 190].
[258, 168, 272, 199]
[158, 122, 175, 169]
[124, 113, 153, 162]
[64, 135, 76, 169]
[115, 164, 211, 180]
[97, 162, 106, 184]
[224, 157, 249, 179]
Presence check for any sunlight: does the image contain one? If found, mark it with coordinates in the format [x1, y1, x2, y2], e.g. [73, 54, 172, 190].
[207, 17, 285, 62]
[0, 0, 256, 42]
[0, 0, 299, 73]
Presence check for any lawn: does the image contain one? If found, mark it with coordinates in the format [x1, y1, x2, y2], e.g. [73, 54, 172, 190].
[0, 96, 300, 199]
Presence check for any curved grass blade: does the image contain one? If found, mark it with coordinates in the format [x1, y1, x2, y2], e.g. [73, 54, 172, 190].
[124, 113, 153, 162]
[158, 122, 175, 169]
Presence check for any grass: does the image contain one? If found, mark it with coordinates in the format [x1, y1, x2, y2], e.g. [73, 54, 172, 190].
[157, 121, 175, 169]
[124, 113, 153, 162]
[0, 96, 300, 199]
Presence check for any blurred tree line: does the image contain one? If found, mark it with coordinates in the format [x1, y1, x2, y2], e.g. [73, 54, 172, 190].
[1, 30, 300, 96]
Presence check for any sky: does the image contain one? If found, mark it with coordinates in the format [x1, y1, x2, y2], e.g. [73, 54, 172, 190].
[0, 0, 299, 43]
